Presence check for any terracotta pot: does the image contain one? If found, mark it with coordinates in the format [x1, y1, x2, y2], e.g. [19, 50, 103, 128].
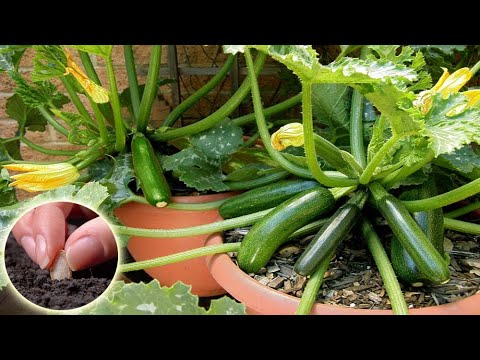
[206, 225, 480, 315]
[114, 193, 237, 297]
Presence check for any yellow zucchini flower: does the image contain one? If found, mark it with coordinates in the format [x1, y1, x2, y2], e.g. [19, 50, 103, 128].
[3, 163, 80, 193]
[271, 123, 305, 151]
[414, 67, 480, 115]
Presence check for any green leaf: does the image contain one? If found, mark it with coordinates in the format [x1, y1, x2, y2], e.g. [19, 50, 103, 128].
[164, 147, 229, 192]
[0, 45, 28, 72]
[434, 145, 480, 180]
[89, 158, 114, 181]
[163, 120, 244, 191]
[223, 45, 246, 55]
[0, 168, 17, 206]
[50, 109, 97, 145]
[7, 94, 46, 132]
[311, 83, 352, 146]
[31, 45, 66, 82]
[69, 45, 113, 58]
[387, 165, 431, 190]
[422, 93, 480, 156]
[81, 280, 245, 315]
[368, 45, 415, 65]
[190, 119, 243, 160]
[10, 72, 69, 110]
[0, 140, 21, 162]
[99, 153, 136, 208]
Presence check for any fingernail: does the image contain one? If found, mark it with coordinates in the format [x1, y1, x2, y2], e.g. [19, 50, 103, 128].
[35, 234, 50, 269]
[66, 237, 105, 271]
[20, 236, 36, 262]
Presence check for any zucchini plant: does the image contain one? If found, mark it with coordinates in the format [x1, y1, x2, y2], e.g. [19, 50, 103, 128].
[113, 45, 480, 315]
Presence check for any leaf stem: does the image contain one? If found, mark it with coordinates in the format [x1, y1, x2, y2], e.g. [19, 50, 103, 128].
[403, 177, 480, 212]
[90, 101, 109, 144]
[150, 52, 267, 142]
[114, 208, 273, 238]
[382, 149, 435, 189]
[302, 81, 358, 187]
[78, 50, 114, 122]
[136, 45, 162, 133]
[119, 242, 240, 272]
[60, 77, 95, 124]
[106, 56, 126, 152]
[295, 254, 332, 315]
[21, 137, 79, 156]
[444, 201, 480, 218]
[470, 59, 480, 76]
[162, 54, 236, 128]
[123, 45, 141, 119]
[38, 107, 69, 137]
[443, 217, 480, 235]
[359, 134, 399, 185]
[232, 93, 302, 127]
[361, 218, 409, 315]
[225, 170, 290, 190]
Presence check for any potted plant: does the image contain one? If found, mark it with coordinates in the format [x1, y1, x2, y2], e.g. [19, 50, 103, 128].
[0, 45, 296, 296]
[113, 45, 480, 315]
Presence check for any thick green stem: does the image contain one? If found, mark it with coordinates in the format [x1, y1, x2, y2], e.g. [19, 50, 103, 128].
[90, 101, 109, 144]
[402, 177, 480, 212]
[78, 50, 114, 122]
[151, 52, 267, 142]
[127, 195, 227, 210]
[106, 57, 126, 152]
[61, 77, 95, 124]
[232, 93, 302, 127]
[120, 242, 240, 272]
[21, 137, 79, 156]
[302, 81, 358, 187]
[225, 170, 289, 190]
[444, 217, 480, 235]
[470, 59, 480, 76]
[361, 218, 409, 315]
[444, 201, 480, 218]
[38, 107, 69, 137]
[137, 45, 162, 133]
[114, 208, 272, 238]
[162, 54, 236, 128]
[123, 45, 141, 119]
[350, 91, 366, 168]
[360, 134, 399, 185]
[296, 254, 332, 315]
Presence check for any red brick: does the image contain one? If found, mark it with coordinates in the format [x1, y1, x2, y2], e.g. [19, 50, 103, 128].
[0, 94, 13, 119]
[0, 119, 18, 138]
[24, 129, 52, 144]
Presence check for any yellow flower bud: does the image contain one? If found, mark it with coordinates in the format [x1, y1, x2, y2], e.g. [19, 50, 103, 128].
[3, 163, 80, 193]
[271, 123, 305, 151]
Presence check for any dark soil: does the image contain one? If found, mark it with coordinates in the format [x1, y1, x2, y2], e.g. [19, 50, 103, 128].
[225, 225, 480, 310]
[5, 234, 117, 311]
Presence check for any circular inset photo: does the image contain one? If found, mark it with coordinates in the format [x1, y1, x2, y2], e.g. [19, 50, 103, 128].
[4, 201, 119, 311]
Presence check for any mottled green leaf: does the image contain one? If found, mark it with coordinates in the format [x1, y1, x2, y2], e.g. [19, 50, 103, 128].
[69, 45, 113, 58]
[422, 93, 480, 156]
[0, 45, 28, 72]
[81, 280, 245, 315]
[191, 120, 243, 160]
[31, 45, 66, 82]
[434, 145, 480, 180]
[99, 153, 136, 207]
[311, 83, 352, 146]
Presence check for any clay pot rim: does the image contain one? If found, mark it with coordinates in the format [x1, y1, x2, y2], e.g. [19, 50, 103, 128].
[206, 222, 480, 315]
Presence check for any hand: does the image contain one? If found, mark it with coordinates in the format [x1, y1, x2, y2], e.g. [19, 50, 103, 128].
[11, 202, 117, 271]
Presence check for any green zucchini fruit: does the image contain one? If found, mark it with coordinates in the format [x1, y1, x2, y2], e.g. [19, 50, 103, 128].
[294, 190, 368, 276]
[369, 182, 449, 284]
[391, 176, 445, 285]
[219, 179, 322, 218]
[131, 132, 171, 207]
[237, 187, 335, 273]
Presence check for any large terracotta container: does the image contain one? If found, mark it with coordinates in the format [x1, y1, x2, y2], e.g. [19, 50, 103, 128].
[114, 193, 237, 297]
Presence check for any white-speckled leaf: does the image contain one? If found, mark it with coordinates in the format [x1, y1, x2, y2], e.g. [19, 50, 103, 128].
[82, 280, 245, 315]
[191, 120, 243, 160]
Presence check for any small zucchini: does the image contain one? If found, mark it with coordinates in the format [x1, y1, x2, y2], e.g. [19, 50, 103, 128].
[294, 190, 368, 276]
[131, 132, 171, 207]
[237, 187, 335, 274]
[219, 179, 322, 218]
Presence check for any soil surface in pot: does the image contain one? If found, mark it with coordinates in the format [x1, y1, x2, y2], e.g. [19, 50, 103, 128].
[5, 233, 117, 311]
[225, 224, 480, 310]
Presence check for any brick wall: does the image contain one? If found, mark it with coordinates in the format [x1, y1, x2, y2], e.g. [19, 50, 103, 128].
[0, 45, 290, 163]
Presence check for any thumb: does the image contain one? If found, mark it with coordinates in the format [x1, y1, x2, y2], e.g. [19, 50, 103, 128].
[65, 217, 117, 271]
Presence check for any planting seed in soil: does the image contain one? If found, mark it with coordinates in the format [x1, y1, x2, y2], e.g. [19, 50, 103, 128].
[224, 226, 480, 310]
[3, 202, 119, 311]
